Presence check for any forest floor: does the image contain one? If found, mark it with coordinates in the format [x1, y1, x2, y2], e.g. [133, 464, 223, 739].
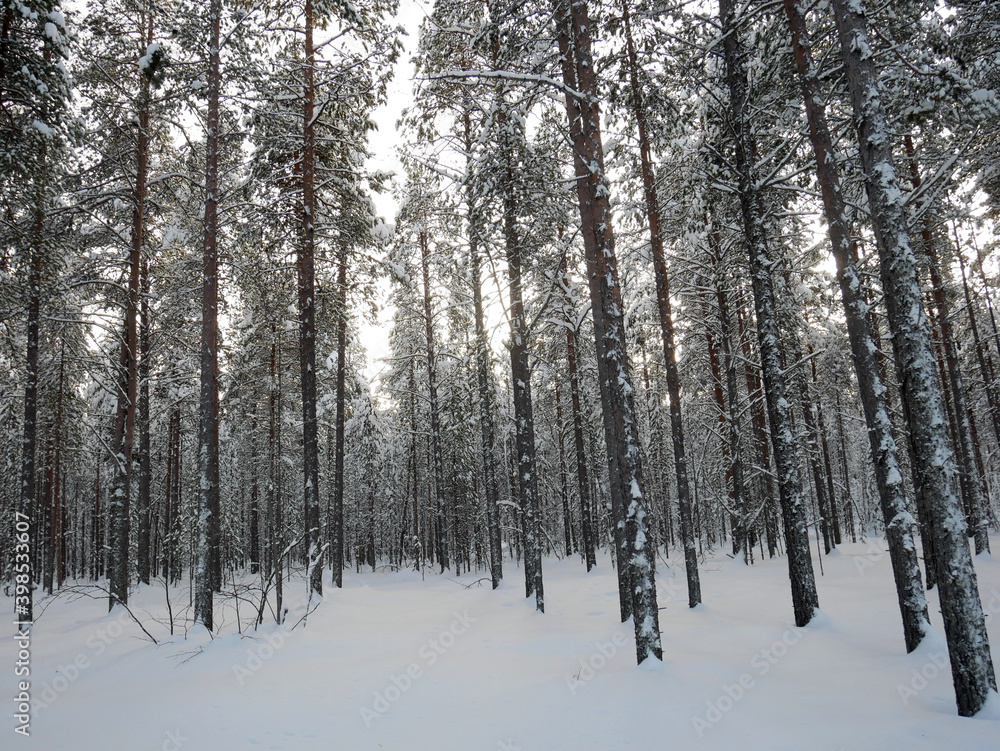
[5, 535, 1000, 750]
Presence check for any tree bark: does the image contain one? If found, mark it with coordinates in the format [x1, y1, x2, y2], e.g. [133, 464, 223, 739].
[195, 0, 223, 630]
[555, 381, 574, 555]
[300, 0, 322, 596]
[464, 108, 503, 589]
[710, 258, 751, 565]
[904, 135, 988, 555]
[419, 230, 450, 573]
[621, 0, 700, 607]
[566, 318, 597, 571]
[956, 244, 1000, 451]
[720, 0, 818, 627]
[554, 0, 661, 662]
[137, 257, 152, 585]
[498, 95, 543, 612]
[332, 240, 348, 588]
[830, 0, 996, 713]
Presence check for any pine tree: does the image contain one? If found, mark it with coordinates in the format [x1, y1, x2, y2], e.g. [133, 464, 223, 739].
[830, 0, 996, 715]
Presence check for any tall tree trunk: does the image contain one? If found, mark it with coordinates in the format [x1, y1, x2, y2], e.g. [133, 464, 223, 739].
[137, 257, 152, 585]
[622, 0, 700, 607]
[464, 108, 503, 589]
[332, 241, 348, 588]
[419, 231, 449, 572]
[556, 3, 631, 623]
[956, 244, 1000, 452]
[168, 408, 182, 584]
[811, 361, 842, 547]
[53, 352, 65, 589]
[710, 258, 751, 565]
[830, 0, 996, 714]
[554, 0, 660, 662]
[736, 301, 778, 558]
[268, 333, 284, 622]
[800, 368, 833, 555]
[499, 97, 543, 612]
[195, 0, 223, 630]
[109, 118, 144, 608]
[566, 318, 597, 571]
[702, 284, 736, 555]
[300, 0, 322, 596]
[720, 0, 818, 627]
[555, 381, 573, 555]
[249, 420, 260, 575]
[904, 136, 989, 554]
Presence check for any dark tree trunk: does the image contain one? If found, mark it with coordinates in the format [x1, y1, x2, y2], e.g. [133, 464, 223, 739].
[419, 231, 449, 572]
[622, 0, 700, 607]
[332, 241, 348, 588]
[566, 320, 597, 571]
[53, 353, 65, 589]
[904, 136, 989, 555]
[268, 333, 284, 622]
[956, 246, 1000, 452]
[554, 0, 661, 662]
[250, 424, 260, 575]
[736, 303, 778, 559]
[168, 409, 182, 584]
[499, 98, 543, 612]
[300, 0, 322, 596]
[195, 0, 223, 630]
[709, 257, 750, 565]
[555, 381, 573, 556]
[137, 257, 152, 585]
[831, 0, 996, 714]
[463, 109, 503, 589]
[720, 0, 818, 627]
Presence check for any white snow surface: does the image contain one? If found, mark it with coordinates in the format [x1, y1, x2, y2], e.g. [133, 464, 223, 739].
[6, 537, 1000, 750]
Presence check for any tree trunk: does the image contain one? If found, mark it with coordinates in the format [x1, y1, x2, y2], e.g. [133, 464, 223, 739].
[419, 230, 449, 572]
[555, 381, 573, 556]
[195, 0, 223, 629]
[332, 240, 348, 588]
[830, 0, 996, 714]
[53, 352, 65, 589]
[736, 302, 778, 558]
[554, 0, 661, 662]
[137, 257, 152, 585]
[720, 0, 818, 627]
[499, 96, 543, 612]
[566, 319, 597, 571]
[250, 421, 260, 575]
[904, 136, 989, 554]
[464, 108, 503, 589]
[622, 0, 700, 607]
[300, 0, 322, 596]
[956, 243, 1000, 452]
[710, 256, 751, 565]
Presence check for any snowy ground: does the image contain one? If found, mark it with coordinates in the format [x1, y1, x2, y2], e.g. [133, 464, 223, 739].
[5, 536, 1000, 750]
